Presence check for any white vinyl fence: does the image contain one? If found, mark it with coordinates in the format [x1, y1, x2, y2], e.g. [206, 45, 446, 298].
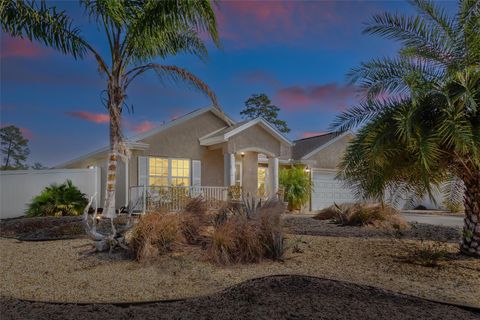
[0, 167, 101, 219]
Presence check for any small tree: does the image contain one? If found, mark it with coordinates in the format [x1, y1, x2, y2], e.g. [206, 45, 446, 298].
[0, 125, 29, 170]
[241, 94, 290, 133]
[279, 167, 312, 211]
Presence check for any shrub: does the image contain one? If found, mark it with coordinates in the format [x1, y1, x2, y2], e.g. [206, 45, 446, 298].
[313, 206, 340, 221]
[129, 212, 179, 261]
[314, 203, 409, 230]
[180, 197, 207, 244]
[26, 180, 88, 217]
[258, 205, 285, 260]
[399, 240, 450, 267]
[210, 215, 263, 264]
[209, 198, 286, 264]
[279, 167, 312, 210]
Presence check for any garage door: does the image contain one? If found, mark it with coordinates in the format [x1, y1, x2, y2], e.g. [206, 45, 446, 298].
[311, 170, 356, 211]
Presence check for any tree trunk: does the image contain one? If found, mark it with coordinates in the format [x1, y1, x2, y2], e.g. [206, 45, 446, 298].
[461, 170, 480, 257]
[4, 141, 12, 169]
[102, 80, 124, 219]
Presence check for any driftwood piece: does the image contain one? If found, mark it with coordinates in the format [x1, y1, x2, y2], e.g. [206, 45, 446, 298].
[82, 194, 134, 253]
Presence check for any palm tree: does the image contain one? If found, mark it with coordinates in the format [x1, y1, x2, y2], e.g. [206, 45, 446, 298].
[1, 0, 220, 219]
[331, 0, 479, 256]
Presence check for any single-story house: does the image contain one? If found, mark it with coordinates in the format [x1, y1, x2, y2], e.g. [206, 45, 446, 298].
[56, 106, 438, 212]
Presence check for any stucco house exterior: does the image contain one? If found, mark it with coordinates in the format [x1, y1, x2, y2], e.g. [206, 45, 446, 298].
[56, 106, 356, 212]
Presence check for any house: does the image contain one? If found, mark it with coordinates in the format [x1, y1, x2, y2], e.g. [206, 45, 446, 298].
[56, 106, 356, 212]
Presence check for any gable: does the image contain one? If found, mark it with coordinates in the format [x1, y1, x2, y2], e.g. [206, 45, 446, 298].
[137, 110, 228, 159]
[304, 133, 353, 169]
[227, 123, 284, 157]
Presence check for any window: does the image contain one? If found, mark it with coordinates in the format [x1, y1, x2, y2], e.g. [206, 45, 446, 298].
[148, 157, 190, 186]
[235, 162, 242, 186]
[149, 158, 169, 186]
[258, 166, 267, 192]
[171, 159, 190, 186]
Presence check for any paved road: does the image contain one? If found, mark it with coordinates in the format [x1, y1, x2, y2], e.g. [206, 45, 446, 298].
[401, 213, 464, 228]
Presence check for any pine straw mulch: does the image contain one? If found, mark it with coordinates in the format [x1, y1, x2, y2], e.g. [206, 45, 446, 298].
[283, 215, 462, 242]
[1, 275, 479, 320]
[1, 234, 479, 307]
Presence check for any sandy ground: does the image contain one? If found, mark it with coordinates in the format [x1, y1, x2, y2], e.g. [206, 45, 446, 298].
[1, 275, 478, 320]
[1, 234, 479, 307]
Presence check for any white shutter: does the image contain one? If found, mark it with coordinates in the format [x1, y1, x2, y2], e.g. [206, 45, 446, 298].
[138, 156, 148, 186]
[192, 160, 201, 186]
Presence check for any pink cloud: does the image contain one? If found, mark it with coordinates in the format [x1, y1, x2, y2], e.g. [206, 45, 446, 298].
[127, 120, 156, 133]
[275, 83, 357, 111]
[1, 35, 47, 58]
[67, 111, 109, 124]
[20, 127, 34, 140]
[215, 1, 377, 49]
[300, 131, 328, 139]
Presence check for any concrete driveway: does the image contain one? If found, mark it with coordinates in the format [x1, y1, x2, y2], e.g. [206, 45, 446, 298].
[401, 212, 464, 228]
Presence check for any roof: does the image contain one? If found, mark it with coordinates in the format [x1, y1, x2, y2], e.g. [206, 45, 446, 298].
[292, 132, 348, 159]
[199, 118, 293, 146]
[55, 106, 234, 168]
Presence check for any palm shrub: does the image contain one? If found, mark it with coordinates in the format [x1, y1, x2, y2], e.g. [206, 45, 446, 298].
[331, 0, 479, 256]
[26, 180, 88, 217]
[279, 167, 312, 210]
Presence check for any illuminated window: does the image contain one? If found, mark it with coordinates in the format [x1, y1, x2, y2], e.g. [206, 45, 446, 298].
[148, 157, 190, 186]
[171, 159, 190, 186]
[258, 166, 267, 191]
[235, 162, 242, 186]
[149, 158, 169, 186]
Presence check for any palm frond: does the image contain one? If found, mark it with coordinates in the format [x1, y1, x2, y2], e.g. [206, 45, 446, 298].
[124, 63, 219, 109]
[364, 11, 454, 64]
[123, 0, 218, 62]
[0, 0, 88, 58]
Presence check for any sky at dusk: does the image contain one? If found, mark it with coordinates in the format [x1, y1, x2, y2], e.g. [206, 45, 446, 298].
[0, 1, 458, 167]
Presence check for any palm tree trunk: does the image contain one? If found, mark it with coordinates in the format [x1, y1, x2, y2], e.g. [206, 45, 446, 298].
[461, 170, 480, 257]
[102, 81, 124, 219]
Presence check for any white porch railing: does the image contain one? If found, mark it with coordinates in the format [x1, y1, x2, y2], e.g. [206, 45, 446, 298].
[129, 185, 229, 213]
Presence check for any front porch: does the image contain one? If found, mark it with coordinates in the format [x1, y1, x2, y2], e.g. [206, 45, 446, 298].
[126, 118, 292, 213]
[128, 151, 279, 214]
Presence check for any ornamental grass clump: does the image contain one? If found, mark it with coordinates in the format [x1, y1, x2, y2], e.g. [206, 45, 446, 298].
[180, 197, 207, 244]
[209, 197, 286, 264]
[129, 212, 180, 261]
[314, 203, 409, 230]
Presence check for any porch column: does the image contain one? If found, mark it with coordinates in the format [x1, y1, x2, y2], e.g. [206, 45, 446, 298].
[125, 156, 129, 207]
[268, 157, 279, 197]
[224, 153, 235, 186]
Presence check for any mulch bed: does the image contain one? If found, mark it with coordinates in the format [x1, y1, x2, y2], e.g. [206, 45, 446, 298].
[283, 216, 461, 243]
[0, 216, 86, 241]
[1, 275, 478, 320]
[0, 215, 133, 241]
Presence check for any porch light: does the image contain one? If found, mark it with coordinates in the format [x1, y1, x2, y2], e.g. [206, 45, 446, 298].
[240, 152, 245, 156]
[87, 165, 95, 169]
[305, 168, 310, 173]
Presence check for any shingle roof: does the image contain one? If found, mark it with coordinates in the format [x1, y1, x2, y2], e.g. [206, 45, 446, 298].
[204, 120, 248, 138]
[292, 132, 341, 159]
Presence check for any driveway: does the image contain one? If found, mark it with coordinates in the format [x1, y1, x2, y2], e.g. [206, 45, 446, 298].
[401, 212, 464, 228]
